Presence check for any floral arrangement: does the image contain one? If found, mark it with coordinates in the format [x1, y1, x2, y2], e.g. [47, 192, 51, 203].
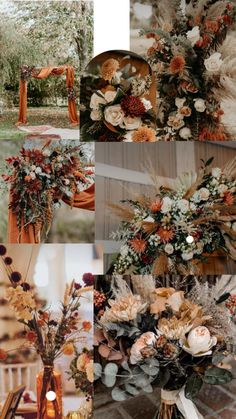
[69, 348, 94, 401]
[1, 140, 94, 240]
[139, 0, 236, 140]
[80, 56, 157, 142]
[94, 276, 236, 418]
[0, 245, 93, 418]
[110, 157, 236, 275]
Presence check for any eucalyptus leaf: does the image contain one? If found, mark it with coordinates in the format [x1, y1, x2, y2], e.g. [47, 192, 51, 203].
[94, 363, 102, 380]
[203, 367, 233, 385]
[142, 384, 153, 394]
[102, 363, 119, 387]
[140, 364, 159, 376]
[125, 383, 140, 396]
[112, 387, 129, 401]
[185, 373, 203, 400]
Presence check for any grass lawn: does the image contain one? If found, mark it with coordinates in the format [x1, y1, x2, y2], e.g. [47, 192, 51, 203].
[0, 107, 77, 140]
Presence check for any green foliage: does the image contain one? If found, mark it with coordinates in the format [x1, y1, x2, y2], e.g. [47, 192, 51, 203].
[185, 373, 203, 400]
[203, 367, 233, 385]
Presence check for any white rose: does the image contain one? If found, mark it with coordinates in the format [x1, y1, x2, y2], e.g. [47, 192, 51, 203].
[186, 26, 200, 46]
[104, 105, 125, 126]
[204, 52, 223, 73]
[192, 192, 200, 203]
[183, 326, 217, 357]
[104, 90, 117, 103]
[199, 187, 210, 201]
[35, 167, 42, 174]
[232, 222, 236, 232]
[177, 199, 190, 214]
[164, 243, 174, 255]
[141, 98, 152, 111]
[190, 203, 197, 211]
[31, 165, 36, 171]
[194, 98, 206, 113]
[181, 251, 194, 261]
[211, 167, 222, 178]
[64, 179, 70, 185]
[121, 116, 142, 130]
[30, 172, 36, 180]
[161, 197, 173, 214]
[218, 184, 228, 195]
[90, 109, 102, 121]
[90, 91, 106, 109]
[179, 127, 191, 139]
[175, 97, 186, 109]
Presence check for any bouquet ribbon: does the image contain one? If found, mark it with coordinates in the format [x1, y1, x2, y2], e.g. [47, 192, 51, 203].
[161, 388, 203, 419]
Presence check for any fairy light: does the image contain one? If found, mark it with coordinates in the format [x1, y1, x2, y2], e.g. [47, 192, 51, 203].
[186, 235, 194, 244]
[46, 391, 56, 401]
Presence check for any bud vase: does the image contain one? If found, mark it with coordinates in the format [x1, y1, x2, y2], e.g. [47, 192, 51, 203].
[36, 365, 63, 419]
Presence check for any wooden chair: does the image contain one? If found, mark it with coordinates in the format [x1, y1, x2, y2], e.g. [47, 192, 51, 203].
[0, 362, 40, 402]
[0, 385, 25, 419]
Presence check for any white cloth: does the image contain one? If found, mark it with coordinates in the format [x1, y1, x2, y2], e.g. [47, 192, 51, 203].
[161, 388, 204, 419]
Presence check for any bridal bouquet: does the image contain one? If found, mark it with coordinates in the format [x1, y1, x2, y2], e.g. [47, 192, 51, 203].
[111, 157, 236, 274]
[140, 0, 236, 140]
[81, 56, 157, 142]
[94, 276, 236, 418]
[0, 245, 93, 419]
[2, 140, 93, 239]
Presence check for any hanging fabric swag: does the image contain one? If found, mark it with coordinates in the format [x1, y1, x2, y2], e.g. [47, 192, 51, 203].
[18, 65, 79, 125]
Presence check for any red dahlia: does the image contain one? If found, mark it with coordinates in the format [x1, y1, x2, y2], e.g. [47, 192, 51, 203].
[121, 95, 146, 117]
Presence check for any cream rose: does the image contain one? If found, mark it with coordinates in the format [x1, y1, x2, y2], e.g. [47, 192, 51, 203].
[130, 332, 158, 364]
[141, 98, 152, 111]
[104, 104, 125, 126]
[199, 187, 210, 201]
[90, 109, 102, 121]
[121, 116, 142, 130]
[161, 197, 173, 214]
[218, 184, 228, 195]
[164, 243, 174, 255]
[187, 26, 200, 46]
[90, 91, 106, 109]
[181, 251, 194, 261]
[194, 98, 206, 112]
[177, 199, 190, 214]
[104, 90, 117, 103]
[182, 326, 217, 357]
[204, 52, 223, 73]
[179, 127, 191, 139]
[175, 97, 186, 109]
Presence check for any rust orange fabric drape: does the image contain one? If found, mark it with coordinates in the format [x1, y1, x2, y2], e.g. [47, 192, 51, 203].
[17, 65, 79, 126]
[7, 184, 95, 243]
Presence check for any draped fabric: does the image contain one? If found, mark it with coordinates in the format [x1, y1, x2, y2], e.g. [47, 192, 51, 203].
[17, 65, 79, 125]
[7, 184, 95, 243]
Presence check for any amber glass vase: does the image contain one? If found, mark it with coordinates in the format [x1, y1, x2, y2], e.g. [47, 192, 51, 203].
[36, 365, 63, 419]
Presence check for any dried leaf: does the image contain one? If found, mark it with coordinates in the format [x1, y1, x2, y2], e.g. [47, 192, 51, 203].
[152, 254, 168, 275]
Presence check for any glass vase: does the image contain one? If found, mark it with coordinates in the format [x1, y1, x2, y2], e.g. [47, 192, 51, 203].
[36, 365, 63, 419]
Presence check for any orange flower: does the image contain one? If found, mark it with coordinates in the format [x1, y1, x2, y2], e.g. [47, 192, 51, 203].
[83, 321, 92, 332]
[181, 81, 198, 93]
[39, 311, 49, 321]
[150, 198, 162, 213]
[130, 238, 147, 254]
[101, 58, 120, 81]
[132, 127, 157, 142]
[179, 106, 192, 117]
[0, 349, 7, 360]
[63, 343, 74, 356]
[169, 56, 185, 74]
[26, 331, 37, 343]
[224, 192, 234, 206]
[37, 320, 45, 327]
[157, 227, 175, 243]
[24, 175, 31, 182]
[199, 127, 227, 141]
[205, 20, 219, 32]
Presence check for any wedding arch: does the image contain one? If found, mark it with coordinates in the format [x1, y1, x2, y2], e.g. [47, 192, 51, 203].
[17, 65, 79, 126]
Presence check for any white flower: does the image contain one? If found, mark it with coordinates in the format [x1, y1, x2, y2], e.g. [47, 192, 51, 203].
[120, 245, 130, 257]
[112, 71, 122, 84]
[144, 215, 155, 223]
[232, 222, 236, 232]
[175, 97, 186, 109]
[90, 91, 106, 109]
[164, 243, 174, 255]
[121, 116, 142, 130]
[181, 251, 194, 261]
[104, 105, 125, 126]
[177, 199, 190, 214]
[199, 187, 210, 201]
[123, 132, 133, 142]
[161, 197, 173, 214]
[130, 332, 158, 364]
[31, 165, 36, 171]
[104, 90, 117, 103]
[186, 26, 200, 46]
[218, 184, 228, 195]
[190, 203, 197, 211]
[90, 109, 102, 121]
[64, 179, 70, 185]
[35, 167, 42, 174]
[204, 52, 223, 73]
[42, 149, 50, 157]
[192, 192, 200, 203]
[194, 98, 206, 113]
[30, 172, 36, 180]
[141, 98, 152, 111]
[211, 167, 222, 178]
[179, 127, 191, 139]
[182, 326, 217, 357]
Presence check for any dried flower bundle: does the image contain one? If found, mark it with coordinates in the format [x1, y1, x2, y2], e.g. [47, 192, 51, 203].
[110, 157, 236, 275]
[139, 0, 236, 140]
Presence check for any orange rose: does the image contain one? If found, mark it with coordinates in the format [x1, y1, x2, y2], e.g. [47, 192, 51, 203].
[83, 321, 92, 332]
[63, 343, 74, 356]
[24, 175, 31, 182]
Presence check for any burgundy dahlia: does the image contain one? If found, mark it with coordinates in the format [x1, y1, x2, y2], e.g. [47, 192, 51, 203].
[121, 95, 146, 117]
[82, 273, 94, 286]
